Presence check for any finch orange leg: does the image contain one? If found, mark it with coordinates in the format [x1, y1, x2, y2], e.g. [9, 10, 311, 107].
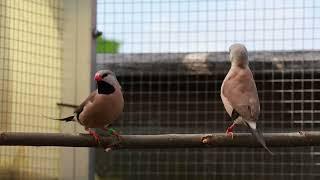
[103, 127, 122, 142]
[102, 127, 122, 152]
[86, 128, 102, 144]
[226, 124, 235, 139]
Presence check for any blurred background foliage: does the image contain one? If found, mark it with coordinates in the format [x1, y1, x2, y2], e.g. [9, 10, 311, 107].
[96, 36, 120, 54]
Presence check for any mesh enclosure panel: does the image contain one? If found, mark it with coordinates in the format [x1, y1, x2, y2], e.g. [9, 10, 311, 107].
[0, 0, 63, 179]
[95, 0, 320, 180]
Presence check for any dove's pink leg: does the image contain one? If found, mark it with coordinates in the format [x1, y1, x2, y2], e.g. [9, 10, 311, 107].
[226, 123, 235, 139]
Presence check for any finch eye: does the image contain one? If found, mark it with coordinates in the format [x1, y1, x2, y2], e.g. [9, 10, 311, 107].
[101, 74, 109, 78]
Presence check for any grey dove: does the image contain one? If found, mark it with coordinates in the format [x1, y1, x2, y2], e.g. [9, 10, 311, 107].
[220, 43, 273, 155]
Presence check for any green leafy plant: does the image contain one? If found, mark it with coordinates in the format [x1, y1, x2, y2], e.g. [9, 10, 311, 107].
[96, 36, 120, 54]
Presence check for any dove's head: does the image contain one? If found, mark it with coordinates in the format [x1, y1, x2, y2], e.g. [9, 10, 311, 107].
[229, 43, 248, 67]
[94, 70, 121, 95]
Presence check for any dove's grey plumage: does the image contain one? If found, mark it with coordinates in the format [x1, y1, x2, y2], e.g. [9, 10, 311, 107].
[221, 43, 273, 155]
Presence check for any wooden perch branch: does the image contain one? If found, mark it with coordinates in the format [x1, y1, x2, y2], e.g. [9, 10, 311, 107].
[0, 131, 320, 149]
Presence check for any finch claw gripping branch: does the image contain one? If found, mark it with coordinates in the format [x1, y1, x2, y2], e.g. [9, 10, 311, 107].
[201, 135, 212, 144]
[100, 127, 123, 151]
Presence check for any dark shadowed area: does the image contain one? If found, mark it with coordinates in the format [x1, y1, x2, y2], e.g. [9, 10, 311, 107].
[95, 51, 320, 180]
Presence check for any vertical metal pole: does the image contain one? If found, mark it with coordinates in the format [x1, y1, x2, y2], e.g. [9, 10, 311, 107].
[89, 0, 97, 179]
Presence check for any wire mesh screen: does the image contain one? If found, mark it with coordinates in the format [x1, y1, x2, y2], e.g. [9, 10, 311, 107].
[95, 0, 320, 180]
[0, 0, 63, 179]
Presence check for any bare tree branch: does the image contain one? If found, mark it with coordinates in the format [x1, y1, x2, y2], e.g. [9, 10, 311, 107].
[0, 131, 319, 149]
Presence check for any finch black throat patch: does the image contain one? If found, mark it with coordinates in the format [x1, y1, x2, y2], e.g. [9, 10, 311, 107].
[97, 81, 115, 95]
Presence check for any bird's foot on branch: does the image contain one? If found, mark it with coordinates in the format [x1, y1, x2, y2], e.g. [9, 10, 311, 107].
[225, 125, 235, 139]
[80, 128, 104, 147]
[226, 131, 234, 139]
[201, 135, 212, 144]
[87, 129, 102, 144]
[102, 127, 123, 152]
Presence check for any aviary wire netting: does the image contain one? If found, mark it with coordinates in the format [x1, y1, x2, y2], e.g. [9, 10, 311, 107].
[95, 0, 320, 180]
[0, 0, 63, 179]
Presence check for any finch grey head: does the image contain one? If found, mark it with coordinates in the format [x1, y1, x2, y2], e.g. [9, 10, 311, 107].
[229, 43, 248, 66]
[94, 70, 116, 81]
[94, 70, 121, 95]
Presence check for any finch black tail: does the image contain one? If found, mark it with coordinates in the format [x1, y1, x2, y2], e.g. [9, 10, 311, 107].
[42, 115, 75, 122]
[246, 124, 273, 155]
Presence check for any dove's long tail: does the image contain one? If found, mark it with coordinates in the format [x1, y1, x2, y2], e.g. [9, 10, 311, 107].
[245, 121, 273, 155]
[42, 115, 75, 122]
